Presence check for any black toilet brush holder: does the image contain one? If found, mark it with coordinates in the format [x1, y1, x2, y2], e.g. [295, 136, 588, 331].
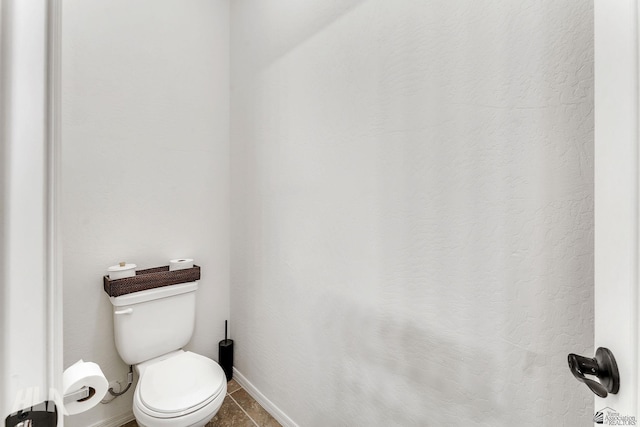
[219, 320, 233, 381]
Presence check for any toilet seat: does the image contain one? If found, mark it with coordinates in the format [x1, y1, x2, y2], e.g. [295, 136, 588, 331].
[136, 351, 226, 419]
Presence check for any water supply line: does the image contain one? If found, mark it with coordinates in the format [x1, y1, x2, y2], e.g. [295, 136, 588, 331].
[101, 365, 133, 403]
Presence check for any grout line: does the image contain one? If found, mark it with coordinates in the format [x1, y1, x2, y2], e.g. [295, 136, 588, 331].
[229, 382, 242, 395]
[228, 392, 260, 427]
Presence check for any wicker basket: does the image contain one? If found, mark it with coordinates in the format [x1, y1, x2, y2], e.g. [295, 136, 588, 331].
[103, 265, 201, 297]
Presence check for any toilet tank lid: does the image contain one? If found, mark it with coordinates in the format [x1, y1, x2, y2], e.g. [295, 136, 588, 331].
[110, 281, 198, 307]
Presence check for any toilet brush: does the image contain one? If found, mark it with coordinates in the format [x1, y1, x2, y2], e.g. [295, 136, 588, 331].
[218, 320, 234, 381]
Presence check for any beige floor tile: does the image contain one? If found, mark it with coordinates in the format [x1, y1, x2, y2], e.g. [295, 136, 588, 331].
[207, 395, 256, 427]
[230, 389, 281, 427]
[226, 379, 242, 394]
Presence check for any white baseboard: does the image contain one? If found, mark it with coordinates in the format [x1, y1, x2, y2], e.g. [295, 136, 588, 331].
[83, 411, 135, 427]
[232, 368, 299, 427]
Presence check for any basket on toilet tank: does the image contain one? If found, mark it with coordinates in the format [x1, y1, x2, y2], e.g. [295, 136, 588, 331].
[103, 264, 201, 297]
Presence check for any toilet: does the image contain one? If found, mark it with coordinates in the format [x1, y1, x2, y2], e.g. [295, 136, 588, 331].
[110, 281, 226, 427]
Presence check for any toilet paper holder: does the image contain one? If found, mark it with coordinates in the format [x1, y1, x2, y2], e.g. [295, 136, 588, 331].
[63, 386, 93, 404]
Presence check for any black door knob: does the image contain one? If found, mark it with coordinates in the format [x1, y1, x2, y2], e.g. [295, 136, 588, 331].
[568, 347, 620, 398]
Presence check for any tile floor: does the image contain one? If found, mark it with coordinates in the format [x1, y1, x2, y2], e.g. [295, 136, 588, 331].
[120, 379, 281, 427]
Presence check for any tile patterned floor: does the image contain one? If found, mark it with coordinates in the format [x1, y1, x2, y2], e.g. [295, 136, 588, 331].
[120, 379, 281, 427]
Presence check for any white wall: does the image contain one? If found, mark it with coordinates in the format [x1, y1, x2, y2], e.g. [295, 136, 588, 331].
[230, 1, 594, 425]
[61, 1, 229, 426]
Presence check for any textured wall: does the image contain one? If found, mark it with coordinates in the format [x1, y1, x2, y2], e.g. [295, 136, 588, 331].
[61, 1, 229, 426]
[230, 1, 594, 425]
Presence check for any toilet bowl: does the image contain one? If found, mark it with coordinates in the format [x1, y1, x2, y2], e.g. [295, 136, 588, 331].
[133, 351, 226, 427]
[110, 281, 226, 427]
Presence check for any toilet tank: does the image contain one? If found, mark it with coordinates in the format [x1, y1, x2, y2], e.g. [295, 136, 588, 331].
[110, 281, 198, 365]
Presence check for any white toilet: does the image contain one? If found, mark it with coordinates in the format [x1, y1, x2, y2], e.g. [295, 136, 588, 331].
[110, 281, 227, 427]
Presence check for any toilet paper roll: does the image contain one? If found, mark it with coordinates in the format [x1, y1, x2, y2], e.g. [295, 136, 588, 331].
[107, 262, 137, 280]
[63, 360, 108, 415]
[169, 258, 194, 271]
